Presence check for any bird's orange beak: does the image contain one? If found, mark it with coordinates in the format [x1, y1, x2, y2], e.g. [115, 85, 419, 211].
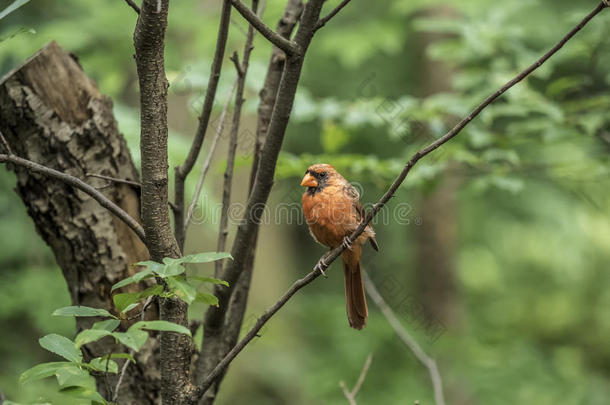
[300, 172, 318, 188]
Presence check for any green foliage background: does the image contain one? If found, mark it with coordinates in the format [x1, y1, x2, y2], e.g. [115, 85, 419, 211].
[0, 0, 609, 403]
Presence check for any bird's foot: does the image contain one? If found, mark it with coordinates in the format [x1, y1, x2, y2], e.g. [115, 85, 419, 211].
[604, 0, 610, 7]
[342, 236, 353, 251]
[314, 259, 328, 278]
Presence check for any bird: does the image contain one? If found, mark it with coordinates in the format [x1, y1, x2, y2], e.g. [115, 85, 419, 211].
[300, 163, 378, 330]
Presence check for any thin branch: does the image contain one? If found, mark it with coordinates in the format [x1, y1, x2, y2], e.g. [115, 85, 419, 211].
[0, 153, 145, 242]
[215, 47, 251, 277]
[184, 79, 238, 232]
[190, 3, 607, 399]
[315, 0, 352, 30]
[230, 0, 300, 55]
[194, 1, 304, 402]
[174, 0, 233, 250]
[124, 0, 141, 14]
[363, 271, 445, 405]
[340, 354, 373, 405]
[86, 173, 141, 189]
[0, 130, 12, 155]
[197, 5, 327, 399]
[113, 296, 154, 403]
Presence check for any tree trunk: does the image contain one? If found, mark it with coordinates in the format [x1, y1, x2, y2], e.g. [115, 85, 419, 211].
[0, 41, 159, 404]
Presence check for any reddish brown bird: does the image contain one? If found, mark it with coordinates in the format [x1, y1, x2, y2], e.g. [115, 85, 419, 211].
[301, 164, 378, 330]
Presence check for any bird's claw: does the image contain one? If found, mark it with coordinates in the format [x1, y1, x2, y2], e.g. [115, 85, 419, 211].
[342, 237, 353, 251]
[314, 260, 328, 278]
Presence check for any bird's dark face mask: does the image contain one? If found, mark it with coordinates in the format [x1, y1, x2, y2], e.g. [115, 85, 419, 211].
[301, 170, 328, 195]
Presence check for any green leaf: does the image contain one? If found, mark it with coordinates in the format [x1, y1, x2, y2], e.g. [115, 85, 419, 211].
[195, 292, 219, 307]
[155, 262, 185, 278]
[56, 366, 95, 389]
[19, 361, 74, 385]
[177, 252, 233, 264]
[114, 285, 162, 313]
[130, 320, 192, 336]
[188, 275, 229, 287]
[113, 292, 140, 313]
[167, 276, 197, 304]
[92, 319, 121, 332]
[0, 0, 30, 21]
[112, 329, 149, 352]
[135, 260, 166, 272]
[75, 329, 113, 348]
[87, 357, 119, 374]
[39, 334, 82, 363]
[111, 267, 154, 291]
[53, 306, 117, 319]
[60, 386, 107, 404]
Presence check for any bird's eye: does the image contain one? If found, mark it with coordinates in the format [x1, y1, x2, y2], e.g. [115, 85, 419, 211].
[319, 172, 327, 178]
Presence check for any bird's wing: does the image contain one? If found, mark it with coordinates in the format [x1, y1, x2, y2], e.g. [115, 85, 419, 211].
[347, 184, 379, 252]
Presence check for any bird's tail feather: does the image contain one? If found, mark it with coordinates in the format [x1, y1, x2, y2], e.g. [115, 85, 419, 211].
[342, 246, 368, 330]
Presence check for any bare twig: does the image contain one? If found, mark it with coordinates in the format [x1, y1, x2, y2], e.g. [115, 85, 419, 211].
[363, 271, 445, 405]
[124, 0, 141, 14]
[175, 0, 233, 250]
[215, 14, 257, 276]
[0, 153, 145, 242]
[86, 173, 141, 189]
[340, 354, 373, 405]
[230, 0, 300, 55]
[0, 130, 12, 155]
[191, 3, 607, 399]
[113, 296, 154, 403]
[197, 4, 327, 399]
[194, 1, 304, 403]
[194, 3, 260, 402]
[316, 0, 352, 30]
[184, 79, 238, 232]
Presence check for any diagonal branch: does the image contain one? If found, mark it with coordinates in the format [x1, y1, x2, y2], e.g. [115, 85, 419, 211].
[123, 0, 141, 14]
[174, 0, 233, 250]
[309, 0, 609, 277]
[363, 271, 445, 405]
[0, 153, 146, 242]
[316, 0, 352, 31]
[190, 2, 607, 397]
[230, 0, 300, 55]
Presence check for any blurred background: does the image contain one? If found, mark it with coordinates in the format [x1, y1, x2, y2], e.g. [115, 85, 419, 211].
[1, 0, 610, 404]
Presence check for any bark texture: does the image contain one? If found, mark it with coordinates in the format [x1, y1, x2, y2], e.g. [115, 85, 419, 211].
[0, 41, 159, 403]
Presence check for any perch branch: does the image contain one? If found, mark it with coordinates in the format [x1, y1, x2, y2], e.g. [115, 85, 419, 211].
[191, 2, 607, 398]
[0, 153, 145, 242]
[316, 0, 352, 30]
[340, 354, 373, 405]
[230, 0, 300, 55]
[363, 271, 445, 405]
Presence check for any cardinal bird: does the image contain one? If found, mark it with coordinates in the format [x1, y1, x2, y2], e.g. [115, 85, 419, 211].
[301, 163, 379, 330]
